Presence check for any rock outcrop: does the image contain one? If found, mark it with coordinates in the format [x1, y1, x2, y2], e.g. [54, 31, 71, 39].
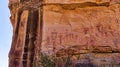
[9, 0, 120, 67]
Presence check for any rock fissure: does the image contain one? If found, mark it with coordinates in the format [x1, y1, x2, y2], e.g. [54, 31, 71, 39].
[22, 10, 39, 67]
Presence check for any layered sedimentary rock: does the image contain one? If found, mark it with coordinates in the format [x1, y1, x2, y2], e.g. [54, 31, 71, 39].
[9, 0, 120, 67]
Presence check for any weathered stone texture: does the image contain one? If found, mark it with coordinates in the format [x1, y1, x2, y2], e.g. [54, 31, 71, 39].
[9, 0, 120, 67]
[42, 4, 120, 52]
[44, 0, 120, 4]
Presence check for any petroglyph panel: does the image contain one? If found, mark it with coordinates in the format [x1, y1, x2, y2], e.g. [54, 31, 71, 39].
[42, 5, 120, 55]
[9, 0, 120, 67]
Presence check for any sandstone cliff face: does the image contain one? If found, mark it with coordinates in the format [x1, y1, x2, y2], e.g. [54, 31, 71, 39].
[9, 0, 120, 67]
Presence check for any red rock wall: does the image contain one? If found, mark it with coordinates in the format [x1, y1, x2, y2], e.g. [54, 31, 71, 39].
[9, 0, 120, 67]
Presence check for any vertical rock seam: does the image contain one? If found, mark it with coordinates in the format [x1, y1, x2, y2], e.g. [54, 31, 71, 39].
[9, 0, 43, 67]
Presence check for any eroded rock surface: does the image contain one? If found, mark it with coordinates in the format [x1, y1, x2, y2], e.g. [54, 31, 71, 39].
[9, 0, 120, 67]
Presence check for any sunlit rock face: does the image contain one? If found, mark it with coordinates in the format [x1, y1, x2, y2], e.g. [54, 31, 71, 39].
[9, 0, 120, 67]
